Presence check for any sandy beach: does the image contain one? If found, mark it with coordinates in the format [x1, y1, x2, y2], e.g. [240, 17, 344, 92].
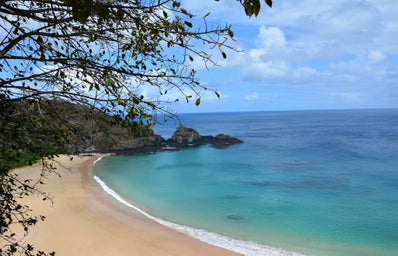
[14, 154, 241, 256]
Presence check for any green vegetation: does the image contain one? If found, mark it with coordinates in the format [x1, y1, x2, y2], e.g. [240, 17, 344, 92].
[1, 99, 150, 172]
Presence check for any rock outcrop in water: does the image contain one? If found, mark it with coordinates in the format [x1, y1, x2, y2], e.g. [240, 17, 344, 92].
[169, 126, 201, 145]
[110, 126, 243, 154]
[167, 126, 243, 148]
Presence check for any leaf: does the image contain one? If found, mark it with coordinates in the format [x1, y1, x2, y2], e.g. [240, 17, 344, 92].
[221, 52, 227, 59]
[215, 91, 220, 98]
[116, 9, 124, 20]
[264, 0, 273, 8]
[195, 98, 201, 106]
[243, 1, 254, 17]
[253, 0, 261, 17]
[184, 21, 193, 28]
[147, 123, 155, 129]
[173, 1, 181, 8]
[117, 98, 125, 106]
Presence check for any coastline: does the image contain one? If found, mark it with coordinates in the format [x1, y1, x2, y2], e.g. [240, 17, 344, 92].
[16, 154, 242, 256]
[93, 155, 304, 256]
[93, 174, 303, 256]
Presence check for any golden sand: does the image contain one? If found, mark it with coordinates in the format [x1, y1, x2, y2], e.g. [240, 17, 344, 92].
[15, 155, 241, 256]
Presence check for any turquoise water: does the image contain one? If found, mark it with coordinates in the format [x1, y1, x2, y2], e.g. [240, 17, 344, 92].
[94, 109, 398, 256]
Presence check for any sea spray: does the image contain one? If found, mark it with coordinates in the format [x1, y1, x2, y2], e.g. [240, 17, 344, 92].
[93, 174, 303, 256]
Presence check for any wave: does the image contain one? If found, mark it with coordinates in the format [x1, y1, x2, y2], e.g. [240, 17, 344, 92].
[93, 156, 103, 165]
[93, 161, 303, 256]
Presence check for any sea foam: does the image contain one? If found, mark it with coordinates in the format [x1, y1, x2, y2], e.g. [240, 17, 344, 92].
[93, 156, 103, 165]
[93, 172, 303, 256]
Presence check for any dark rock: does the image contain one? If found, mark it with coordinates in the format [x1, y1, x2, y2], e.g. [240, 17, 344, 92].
[108, 135, 166, 154]
[122, 135, 165, 149]
[110, 126, 242, 155]
[169, 126, 201, 145]
[167, 126, 242, 148]
[212, 134, 243, 148]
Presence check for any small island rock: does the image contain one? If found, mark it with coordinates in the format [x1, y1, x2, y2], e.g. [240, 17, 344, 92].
[168, 126, 243, 148]
[110, 126, 243, 155]
[169, 126, 201, 144]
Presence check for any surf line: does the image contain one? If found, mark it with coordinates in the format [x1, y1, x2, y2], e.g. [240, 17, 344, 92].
[93, 160, 303, 256]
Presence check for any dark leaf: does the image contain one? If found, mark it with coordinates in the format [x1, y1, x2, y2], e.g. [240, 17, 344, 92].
[184, 21, 193, 28]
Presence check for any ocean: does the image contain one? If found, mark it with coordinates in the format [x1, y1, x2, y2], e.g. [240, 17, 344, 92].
[94, 109, 398, 256]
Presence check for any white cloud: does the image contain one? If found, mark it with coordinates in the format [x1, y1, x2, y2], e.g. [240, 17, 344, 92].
[242, 61, 289, 81]
[315, 2, 381, 39]
[332, 91, 362, 104]
[368, 49, 386, 63]
[177, 1, 398, 110]
[244, 92, 260, 101]
[255, 26, 286, 49]
[290, 67, 317, 82]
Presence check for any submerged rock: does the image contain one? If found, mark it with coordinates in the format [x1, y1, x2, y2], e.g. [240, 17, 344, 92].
[286, 160, 305, 165]
[227, 214, 245, 220]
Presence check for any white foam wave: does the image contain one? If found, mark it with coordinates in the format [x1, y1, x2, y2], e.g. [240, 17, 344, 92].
[93, 160, 304, 256]
[93, 156, 103, 165]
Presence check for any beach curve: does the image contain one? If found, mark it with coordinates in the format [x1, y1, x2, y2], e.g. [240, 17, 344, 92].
[93, 156, 304, 256]
[16, 154, 242, 256]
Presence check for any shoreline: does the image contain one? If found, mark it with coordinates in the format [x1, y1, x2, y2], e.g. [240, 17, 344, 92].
[16, 154, 242, 256]
[93, 155, 304, 256]
[93, 175, 303, 256]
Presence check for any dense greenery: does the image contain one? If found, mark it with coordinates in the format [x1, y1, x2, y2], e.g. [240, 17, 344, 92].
[0, 0, 271, 254]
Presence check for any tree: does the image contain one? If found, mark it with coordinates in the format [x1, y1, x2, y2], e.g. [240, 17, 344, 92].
[0, 0, 271, 254]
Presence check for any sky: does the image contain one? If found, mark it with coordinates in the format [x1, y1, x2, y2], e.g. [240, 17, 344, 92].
[164, 0, 398, 113]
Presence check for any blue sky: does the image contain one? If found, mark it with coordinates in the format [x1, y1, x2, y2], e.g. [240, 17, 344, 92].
[161, 0, 398, 113]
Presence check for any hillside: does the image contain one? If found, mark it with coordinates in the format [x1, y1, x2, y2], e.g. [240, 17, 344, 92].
[0, 99, 153, 169]
[1, 99, 243, 171]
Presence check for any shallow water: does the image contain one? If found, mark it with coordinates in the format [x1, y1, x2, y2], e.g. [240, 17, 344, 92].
[94, 109, 398, 256]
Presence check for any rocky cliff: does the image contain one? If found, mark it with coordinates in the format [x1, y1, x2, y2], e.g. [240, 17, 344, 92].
[108, 126, 243, 154]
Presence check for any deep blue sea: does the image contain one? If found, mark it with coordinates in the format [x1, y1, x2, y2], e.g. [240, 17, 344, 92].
[94, 109, 398, 256]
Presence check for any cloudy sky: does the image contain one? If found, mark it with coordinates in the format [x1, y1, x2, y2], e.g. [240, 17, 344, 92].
[167, 0, 398, 113]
